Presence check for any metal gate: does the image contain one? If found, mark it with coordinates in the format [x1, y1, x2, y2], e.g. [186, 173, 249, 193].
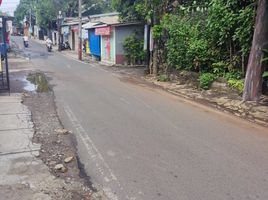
[0, 16, 10, 92]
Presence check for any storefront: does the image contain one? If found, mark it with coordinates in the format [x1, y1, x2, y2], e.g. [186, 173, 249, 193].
[95, 26, 115, 64]
[94, 23, 144, 65]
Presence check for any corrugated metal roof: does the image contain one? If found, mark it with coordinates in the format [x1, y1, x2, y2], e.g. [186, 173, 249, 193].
[87, 12, 119, 18]
[91, 21, 143, 29]
[82, 22, 99, 29]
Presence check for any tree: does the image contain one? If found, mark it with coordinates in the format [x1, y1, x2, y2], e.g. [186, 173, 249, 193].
[243, 0, 268, 101]
[83, 0, 113, 16]
[14, 0, 36, 25]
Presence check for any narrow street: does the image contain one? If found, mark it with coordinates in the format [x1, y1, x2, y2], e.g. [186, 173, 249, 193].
[12, 37, 268, 200]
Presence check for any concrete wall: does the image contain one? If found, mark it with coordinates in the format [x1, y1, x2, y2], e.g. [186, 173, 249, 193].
[115, 24, 144, 64]
[68, 30, 78, 51]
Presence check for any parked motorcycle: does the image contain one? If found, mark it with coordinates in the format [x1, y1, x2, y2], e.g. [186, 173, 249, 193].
[60, 41, 71, 50]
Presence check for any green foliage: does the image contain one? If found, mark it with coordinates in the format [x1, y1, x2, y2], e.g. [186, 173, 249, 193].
[36, 0, 57, 28]
[233, 3, 255, 56]
[199, 73, 217, 90]
[224, 70, 244, 93]
[261, 49, 268, 78]
[211, 61, 228, 76]
[123, 34, 145, 65]
[14, 0, 111, 28]
[112, 0, 145, 22]
[158, 74, 170, 82]
[227, 79, 244, 93]
[152, 24, 164, 40]
[224, 71, 243, 80]
[162, 14, 212, 71]
[262, 72, 268, 78]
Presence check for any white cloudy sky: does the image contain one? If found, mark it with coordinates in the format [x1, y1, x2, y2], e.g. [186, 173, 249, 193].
[1, 0, 20, 16]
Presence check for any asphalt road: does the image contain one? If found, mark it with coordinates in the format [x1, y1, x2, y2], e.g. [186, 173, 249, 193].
[12, 37, 268, 200]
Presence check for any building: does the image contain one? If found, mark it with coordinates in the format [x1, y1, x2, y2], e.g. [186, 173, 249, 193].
[60, 13, 119, 53]
[87, 22, 144, 65]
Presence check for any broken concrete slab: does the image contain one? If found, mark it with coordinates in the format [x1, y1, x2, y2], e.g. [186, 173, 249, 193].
[0, 151, 65, 200]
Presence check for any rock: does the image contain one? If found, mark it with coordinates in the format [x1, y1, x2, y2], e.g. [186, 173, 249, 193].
[64, 156, 74, 163]
[54, 129, 69, 135]
[211, 81, 227, 90]
[254, 106, 268, 113]
[250, 111, 268, 119]
[54, 164, 64, 170]
[61, 166, 68, 173]
[214, 97, 228, 105]
[54, 164, 68, 173]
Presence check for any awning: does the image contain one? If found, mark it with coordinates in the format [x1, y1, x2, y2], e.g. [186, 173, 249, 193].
[82, 22, 99, 29]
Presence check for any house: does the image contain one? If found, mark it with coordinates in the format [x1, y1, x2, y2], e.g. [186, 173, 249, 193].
[61, 18, 79, 51]
[82, 13, 119, 60]
[83, 12, 144, 65]
[94, 22, 144, 65]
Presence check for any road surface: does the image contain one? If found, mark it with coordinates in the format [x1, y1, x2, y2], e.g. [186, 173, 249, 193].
[12, 37, 268, 200]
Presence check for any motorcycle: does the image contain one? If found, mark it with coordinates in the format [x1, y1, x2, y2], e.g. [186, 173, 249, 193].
[23, 36, 29, 48]
[47, 43, 52, 52]
[24, 41, 29, 48]
[60, 41, 71, 50]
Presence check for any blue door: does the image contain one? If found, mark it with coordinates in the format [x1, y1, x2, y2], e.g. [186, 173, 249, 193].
[89, 30, 100, 57]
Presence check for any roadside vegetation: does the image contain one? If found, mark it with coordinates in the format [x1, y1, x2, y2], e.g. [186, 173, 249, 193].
[14, 0, 268, 102]
[113, 0, 268, 101]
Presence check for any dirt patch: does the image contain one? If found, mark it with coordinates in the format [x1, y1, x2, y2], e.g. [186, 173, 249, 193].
[22, 72, 105, 200]
[8, 39, 107, 200]
[143, 72, 268, 127]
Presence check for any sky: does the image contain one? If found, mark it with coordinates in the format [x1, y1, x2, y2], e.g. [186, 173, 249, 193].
[1, 0, 20, 16]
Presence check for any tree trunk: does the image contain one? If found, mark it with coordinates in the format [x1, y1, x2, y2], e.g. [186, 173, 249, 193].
[152, 49, 158, 76]
[243, 0, 268, 101]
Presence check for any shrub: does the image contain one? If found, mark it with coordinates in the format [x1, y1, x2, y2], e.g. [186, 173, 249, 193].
[123, 34, 145, 65]
[224, 71, 243, 80]
[163, 14, 212, 71]
[158, 74, 170, 82]
[227, 79, 244, 93]
[199, 73, 217, 90]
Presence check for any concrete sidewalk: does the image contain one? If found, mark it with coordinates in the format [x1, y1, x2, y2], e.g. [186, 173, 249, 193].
[0, 95, 63, 199]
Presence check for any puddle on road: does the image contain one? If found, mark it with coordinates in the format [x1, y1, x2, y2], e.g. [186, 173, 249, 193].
[23, 77, 36, 92]
[24, 73, 50, 93]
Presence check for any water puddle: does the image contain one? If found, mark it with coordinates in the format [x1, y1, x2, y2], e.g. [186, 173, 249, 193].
[23, 77, 36, 92]
[24, 73, 50, 93]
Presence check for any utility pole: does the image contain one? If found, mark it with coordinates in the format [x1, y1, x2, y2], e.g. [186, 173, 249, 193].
[29, 8, 32, 37]
[78, 0, 82, 60]
[58, 11, 62, 52]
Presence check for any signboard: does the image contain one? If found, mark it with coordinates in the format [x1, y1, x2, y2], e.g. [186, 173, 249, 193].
[82, 29, 87, 39]
[62, 26, 69, 34]
[95, 27, 111, 36]
[71, 25, 79, 32]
